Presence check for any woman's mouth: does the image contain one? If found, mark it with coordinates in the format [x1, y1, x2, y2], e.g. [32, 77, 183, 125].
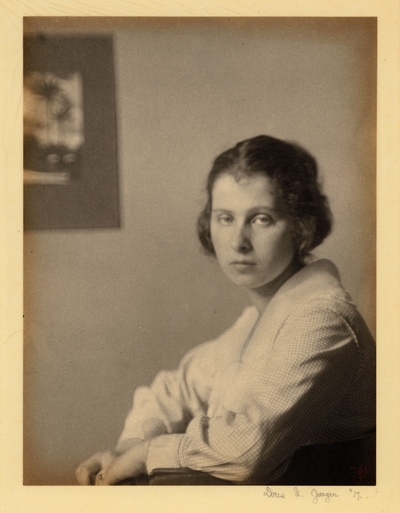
[230, 261, 257, 271]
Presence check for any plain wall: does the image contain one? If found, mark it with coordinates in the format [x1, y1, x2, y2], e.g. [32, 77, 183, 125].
[23, 18, 376, 485]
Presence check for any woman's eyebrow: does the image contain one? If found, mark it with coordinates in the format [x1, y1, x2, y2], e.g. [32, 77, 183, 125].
[248, 206, 277, 213]
[212, 206, 277, 214]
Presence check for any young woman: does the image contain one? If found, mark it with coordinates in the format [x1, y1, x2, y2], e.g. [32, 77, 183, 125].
[76, 135, 376, 486]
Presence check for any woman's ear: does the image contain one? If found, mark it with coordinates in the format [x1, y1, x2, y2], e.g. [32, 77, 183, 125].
[294, 217, 317, 260]
[197, 202, 215, 255]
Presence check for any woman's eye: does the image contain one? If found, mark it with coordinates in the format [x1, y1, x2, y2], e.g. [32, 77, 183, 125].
[218, 215, 233, 225]
[252, 214, 273, 226]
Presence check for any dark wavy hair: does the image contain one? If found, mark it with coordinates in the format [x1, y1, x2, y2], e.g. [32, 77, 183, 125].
[197, 135, 332, 261]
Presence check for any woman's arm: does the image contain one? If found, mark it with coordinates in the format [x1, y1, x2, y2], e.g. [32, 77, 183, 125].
[117, 306, 257, 444]
[76, 307, 258, 484]
[75, 438, 144, 485]
[76, 343, 218, 485]
[140, 301, 374, 484]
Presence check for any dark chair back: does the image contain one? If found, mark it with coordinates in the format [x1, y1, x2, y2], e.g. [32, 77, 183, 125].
[119, 432, 376, 486]
[271, 432, 376, 486]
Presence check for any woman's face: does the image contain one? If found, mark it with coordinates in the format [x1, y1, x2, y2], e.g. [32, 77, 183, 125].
[210, 173, 296, 291]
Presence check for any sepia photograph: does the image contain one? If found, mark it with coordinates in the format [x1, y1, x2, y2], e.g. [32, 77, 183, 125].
[22, 16, 377, 489]
[2, 0, 400, 510]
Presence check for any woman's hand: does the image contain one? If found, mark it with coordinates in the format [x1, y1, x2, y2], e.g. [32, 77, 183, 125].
[75, 438, 145, 485]
[75, 450, 115, 485]
[96, 441, 149, 486]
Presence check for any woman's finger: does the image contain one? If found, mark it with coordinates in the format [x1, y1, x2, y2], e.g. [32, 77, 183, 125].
[76, 464, 96, 485]
[75, 452, 103, 485]
[99, 443, 148, 485]
[95, 471, 105, 485]
[76, 450, 115, 485]
[99, 454, 135, 485]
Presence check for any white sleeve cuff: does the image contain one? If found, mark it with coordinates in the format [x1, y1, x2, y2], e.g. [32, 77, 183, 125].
[146, 434, 185, 473]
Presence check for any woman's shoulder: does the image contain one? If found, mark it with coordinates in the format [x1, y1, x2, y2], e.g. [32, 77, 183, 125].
[276, 259, 352, 309]
[268, 258, 374, 341]
[287, 293, 365, 331]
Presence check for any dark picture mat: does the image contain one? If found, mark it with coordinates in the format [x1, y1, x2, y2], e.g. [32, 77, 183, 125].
[23, 35, 120, 229]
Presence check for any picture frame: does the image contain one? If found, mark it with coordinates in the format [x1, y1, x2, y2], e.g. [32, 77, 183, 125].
[23, 34, 120, 229]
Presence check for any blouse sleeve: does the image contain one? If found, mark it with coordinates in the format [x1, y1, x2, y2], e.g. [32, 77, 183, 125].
[117, 307, 257, 444]
[145, 301, 365, 483]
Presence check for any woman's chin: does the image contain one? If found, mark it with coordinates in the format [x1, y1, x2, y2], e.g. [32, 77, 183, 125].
[224, 272, 268, 290]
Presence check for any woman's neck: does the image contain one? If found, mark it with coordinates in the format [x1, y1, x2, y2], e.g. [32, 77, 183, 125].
[247, 258, 304, 314]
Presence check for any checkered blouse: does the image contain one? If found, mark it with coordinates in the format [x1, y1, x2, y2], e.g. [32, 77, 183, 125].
[118, 259, 376, 484]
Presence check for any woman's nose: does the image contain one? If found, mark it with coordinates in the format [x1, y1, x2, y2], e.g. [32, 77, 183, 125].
[230, 224, 252, 252]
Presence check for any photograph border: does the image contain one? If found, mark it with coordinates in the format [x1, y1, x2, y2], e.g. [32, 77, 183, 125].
[1, 1, 399, 513]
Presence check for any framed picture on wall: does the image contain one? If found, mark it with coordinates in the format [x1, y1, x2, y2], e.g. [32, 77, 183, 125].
[23, 34, 120, 229]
